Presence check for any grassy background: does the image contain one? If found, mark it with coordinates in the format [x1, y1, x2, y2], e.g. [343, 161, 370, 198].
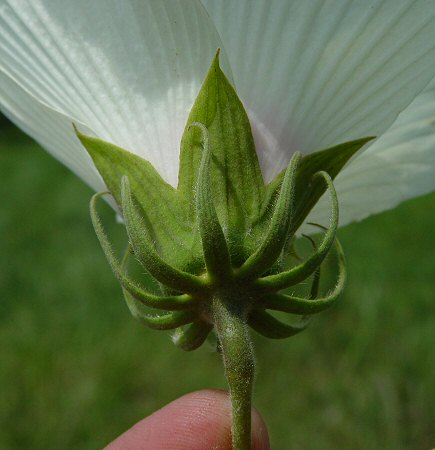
[1, 123, 434, 450]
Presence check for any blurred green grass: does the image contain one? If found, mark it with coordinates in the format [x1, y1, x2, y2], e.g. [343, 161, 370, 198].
[0, 124, 434, 450]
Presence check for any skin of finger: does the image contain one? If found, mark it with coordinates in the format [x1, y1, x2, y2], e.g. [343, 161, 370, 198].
[104, 389, 270, 450]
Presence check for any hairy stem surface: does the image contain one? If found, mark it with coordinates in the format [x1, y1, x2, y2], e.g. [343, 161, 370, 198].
[212, 292, 255, 450]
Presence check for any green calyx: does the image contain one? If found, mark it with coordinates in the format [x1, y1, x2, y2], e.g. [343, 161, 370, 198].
[80, 51, 375, 450]
[79, 52, 373, 349]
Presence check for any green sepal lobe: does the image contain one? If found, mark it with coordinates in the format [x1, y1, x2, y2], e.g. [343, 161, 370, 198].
[178, 52, 265, 252]
[261, 137, 374, 236]
[76, 129, 195, 268]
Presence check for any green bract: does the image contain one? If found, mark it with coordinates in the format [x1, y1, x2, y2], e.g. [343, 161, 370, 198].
[78, 54, 370, 349]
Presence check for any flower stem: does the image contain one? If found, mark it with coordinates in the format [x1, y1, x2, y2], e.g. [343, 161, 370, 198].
[213, 292, 255, 450]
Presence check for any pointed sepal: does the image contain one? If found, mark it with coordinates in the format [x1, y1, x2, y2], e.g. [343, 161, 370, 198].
[178, 51, 265, 258]
[262, 137, 374, 235]
[77, 128, 193, 266]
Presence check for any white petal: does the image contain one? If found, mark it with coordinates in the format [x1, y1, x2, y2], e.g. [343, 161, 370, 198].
[202, 0, 435, 181]
[307, 78, 435, 229]
[0, 68, 105, 192]
[0, 0, 227, 187]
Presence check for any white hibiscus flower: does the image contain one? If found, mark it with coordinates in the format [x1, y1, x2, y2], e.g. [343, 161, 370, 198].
[1, 0, 435, 228]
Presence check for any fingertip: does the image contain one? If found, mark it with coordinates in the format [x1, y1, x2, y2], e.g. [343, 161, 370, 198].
[252, 405, 270, 450]
[105, 389, 269, 450]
